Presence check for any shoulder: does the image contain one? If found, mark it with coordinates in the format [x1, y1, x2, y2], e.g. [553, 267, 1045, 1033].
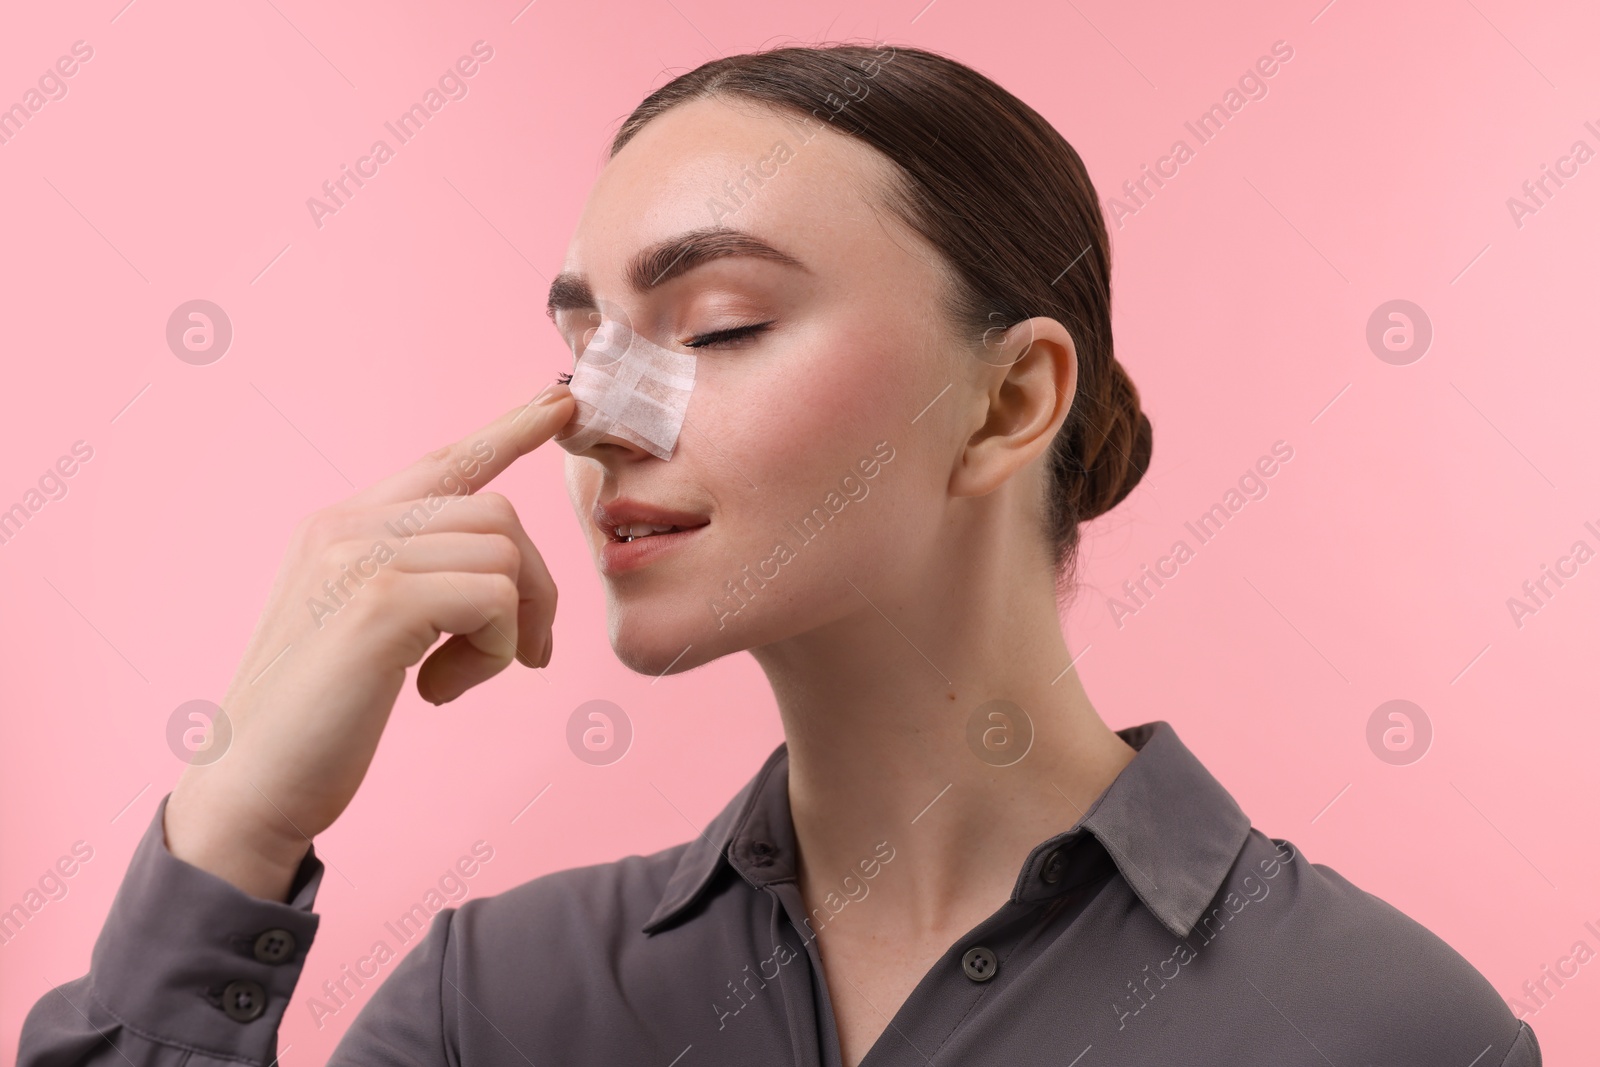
[331, 841, 710, 1062]
[454, 839, 691, 949]
[1221, 830, 1539, 1065]
[417, 839, 715, 1052]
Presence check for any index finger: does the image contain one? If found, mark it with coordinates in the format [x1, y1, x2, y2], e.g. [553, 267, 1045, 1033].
[350, 383, 574, 508]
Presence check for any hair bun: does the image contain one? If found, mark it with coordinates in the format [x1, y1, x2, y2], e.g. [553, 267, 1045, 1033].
[1081, 360, 1152, 521]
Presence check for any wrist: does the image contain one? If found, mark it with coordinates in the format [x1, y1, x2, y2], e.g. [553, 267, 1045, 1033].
[164, 780, 312, 903]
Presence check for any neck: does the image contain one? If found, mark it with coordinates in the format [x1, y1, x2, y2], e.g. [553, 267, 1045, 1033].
[750, 551, 1138, 937]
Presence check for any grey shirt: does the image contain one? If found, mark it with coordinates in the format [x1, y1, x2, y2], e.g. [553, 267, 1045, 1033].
[19, 720, 1542, 1066]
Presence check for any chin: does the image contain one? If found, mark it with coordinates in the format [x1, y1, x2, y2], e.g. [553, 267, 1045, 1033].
[606, 601, 722, 677]
[608, 635, 719, 677]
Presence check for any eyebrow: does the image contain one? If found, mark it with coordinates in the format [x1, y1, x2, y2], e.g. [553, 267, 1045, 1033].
[545, 227, 808, 319]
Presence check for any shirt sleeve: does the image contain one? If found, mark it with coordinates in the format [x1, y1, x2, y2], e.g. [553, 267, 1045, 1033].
[1496, 1019, 1543, 1066]
[325, 904, 458, 1067]
[17, 790, 325, 1067]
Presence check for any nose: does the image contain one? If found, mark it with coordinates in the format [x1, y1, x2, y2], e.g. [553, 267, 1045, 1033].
[552, 322, 696, 463]
[554, 378, 679, 462]
[559, 415, 660, 461]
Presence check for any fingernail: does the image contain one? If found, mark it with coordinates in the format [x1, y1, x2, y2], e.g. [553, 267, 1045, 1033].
[534, 379, 571, 406]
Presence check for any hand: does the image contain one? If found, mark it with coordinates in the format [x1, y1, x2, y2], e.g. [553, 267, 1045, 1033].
[164, 383, 575, 901]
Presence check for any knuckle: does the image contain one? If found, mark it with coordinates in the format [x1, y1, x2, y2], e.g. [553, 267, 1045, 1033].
[294, 508, 336, 549]
[485, 533, 521, 575]
[359, 562, 398, 597]
[420, 445, 477, 494]
[488, 572, 520, 610]
[475, 491, 518, 524]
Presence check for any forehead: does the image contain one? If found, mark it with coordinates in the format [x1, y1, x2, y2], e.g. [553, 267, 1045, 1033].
[557, 95, 905, 292]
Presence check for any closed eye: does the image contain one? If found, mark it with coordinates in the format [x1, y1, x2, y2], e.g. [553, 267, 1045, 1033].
[682, 321, 774, 349]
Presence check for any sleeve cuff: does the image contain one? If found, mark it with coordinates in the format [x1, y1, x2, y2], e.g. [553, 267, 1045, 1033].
[87, 790, 325, 1066]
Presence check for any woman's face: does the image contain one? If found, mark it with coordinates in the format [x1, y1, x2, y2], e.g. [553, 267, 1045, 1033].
[550, 95, 983, 676]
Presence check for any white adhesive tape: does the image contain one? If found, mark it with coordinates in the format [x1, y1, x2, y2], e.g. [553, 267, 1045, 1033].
[554, 319, 697, 461]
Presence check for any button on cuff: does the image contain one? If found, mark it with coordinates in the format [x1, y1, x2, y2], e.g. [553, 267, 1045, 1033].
[90, 792, 324, 1062]
[221, 979, 268, 1022]
[253, 927, 298, 964]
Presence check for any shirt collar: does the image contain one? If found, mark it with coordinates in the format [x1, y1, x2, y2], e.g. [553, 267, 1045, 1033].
[641, 720, 1252, 940]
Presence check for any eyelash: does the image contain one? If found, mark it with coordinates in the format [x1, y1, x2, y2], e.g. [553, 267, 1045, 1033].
[682, 321, 774, 349]
[559, 321, 772, 372]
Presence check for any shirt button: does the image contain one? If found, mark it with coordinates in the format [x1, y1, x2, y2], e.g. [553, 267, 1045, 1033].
[221, 979, 268, 1022]
[1040, 847, 1065, 885]
[253, 928, 297, 964]
[961, 946, 998, 983]
[749, 841, 777, 867]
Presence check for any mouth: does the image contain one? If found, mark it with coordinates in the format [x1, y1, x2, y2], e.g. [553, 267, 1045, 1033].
[594, 498, 711, 544]
[594, 499, 711, 577]
[612, 523, 705, 543]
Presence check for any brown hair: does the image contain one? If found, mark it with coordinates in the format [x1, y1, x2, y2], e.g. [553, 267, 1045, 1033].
[611, 42, 1152, 586]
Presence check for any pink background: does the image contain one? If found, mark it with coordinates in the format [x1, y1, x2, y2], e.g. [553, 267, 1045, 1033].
[2, 0, 1597, 1060]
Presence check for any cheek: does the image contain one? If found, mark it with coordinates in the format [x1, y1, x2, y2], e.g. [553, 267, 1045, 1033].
[686, 336, 929, 567]
[689, 331, 916, 477]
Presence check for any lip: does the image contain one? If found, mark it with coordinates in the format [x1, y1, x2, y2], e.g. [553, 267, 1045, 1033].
[593, 497, 710, 576]
[599, 524, 709, 575]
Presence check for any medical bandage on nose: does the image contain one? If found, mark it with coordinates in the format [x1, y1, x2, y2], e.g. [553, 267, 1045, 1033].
[553, 319, 696, 461]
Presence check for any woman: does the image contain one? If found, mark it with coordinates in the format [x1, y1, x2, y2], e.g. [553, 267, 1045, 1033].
[19, 42, 1539, 1067]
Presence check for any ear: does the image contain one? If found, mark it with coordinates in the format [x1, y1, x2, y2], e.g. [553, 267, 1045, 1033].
[950, 316, 1078, 499]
